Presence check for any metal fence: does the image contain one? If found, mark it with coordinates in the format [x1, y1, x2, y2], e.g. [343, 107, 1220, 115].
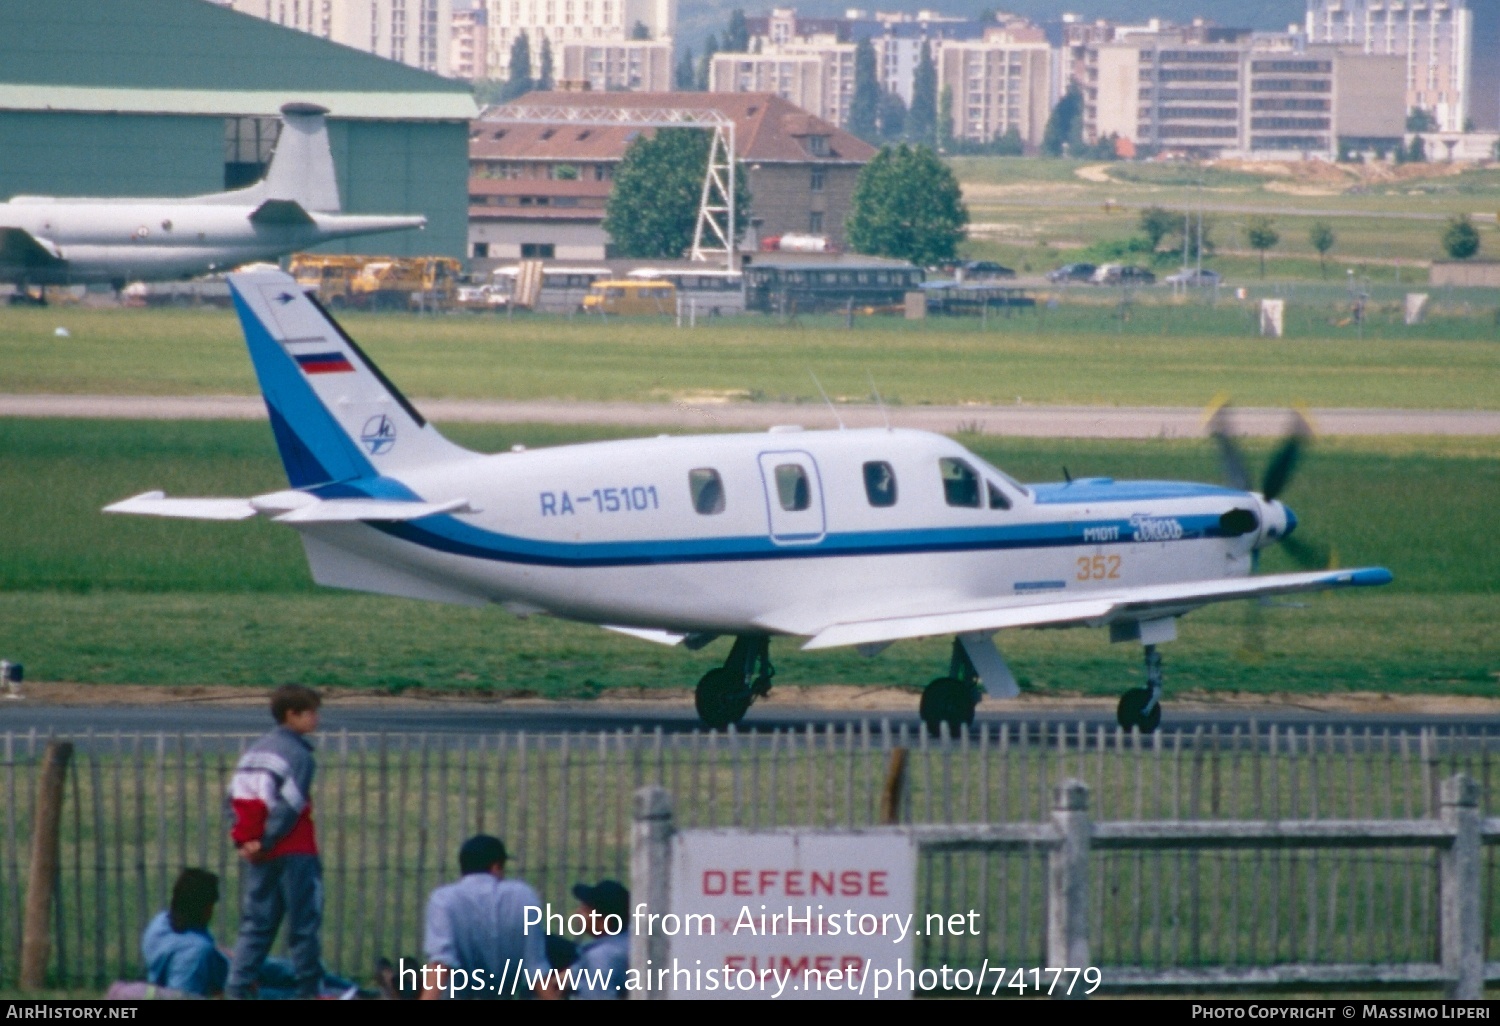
[0, 723, 1495, 992]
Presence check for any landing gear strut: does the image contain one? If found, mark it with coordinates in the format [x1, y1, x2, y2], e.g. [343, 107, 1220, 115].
[695, 635, 773, 730]
[920, 639, 981, 736]
[1116, 644, 1164, 733]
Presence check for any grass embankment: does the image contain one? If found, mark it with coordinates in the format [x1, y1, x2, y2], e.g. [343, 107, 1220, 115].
[0, 419, 1493, 698]
[3, 305, 1498, 409]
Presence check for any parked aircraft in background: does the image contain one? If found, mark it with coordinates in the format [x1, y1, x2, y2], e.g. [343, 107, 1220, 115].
[105, 270, 1391, 733]
[0, 104, 424, 297]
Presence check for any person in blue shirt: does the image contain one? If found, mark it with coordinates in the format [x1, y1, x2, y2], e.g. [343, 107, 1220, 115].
[141, 869, 229, 997]
[569, 879, 630, 1000]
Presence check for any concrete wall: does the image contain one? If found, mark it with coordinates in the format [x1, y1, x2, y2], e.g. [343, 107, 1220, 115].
[1430, 261, 1500, 288]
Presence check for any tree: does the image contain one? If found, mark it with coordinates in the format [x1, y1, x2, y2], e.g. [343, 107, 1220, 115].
[907, 43, 936, 146]
[992, 126, 1023, 156]
[1139, 206, 1176, 252]
[1441, 214, 1481, 260]
[1246, 215, 1279, 278]
[603, 129, 752, 259]
[937, 85, 955, 153]
[1406, 107, 1437, 133]
[675, 46, 695, 90]
[723, 9, 750, 53]
[877, 89, 907, 141]
[502, 32, 533, 101]
[631, 20, 651, 40]
[1309, 221, 1336, 277]
[846, 144, 969, 267]
[1043, 83, 1082, 157]
[537, 36, 554, 92]
[1407, 134, 1426, 163]
[848, 39, 880, 141]
[696, 33, 718, 92]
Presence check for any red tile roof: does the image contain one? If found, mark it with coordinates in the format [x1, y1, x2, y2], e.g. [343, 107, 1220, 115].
[473, 92, 877, 165]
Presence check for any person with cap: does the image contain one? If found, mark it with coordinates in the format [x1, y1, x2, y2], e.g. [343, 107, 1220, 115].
[569, 879, 631, 1000]
[421, 834, 560, 1000]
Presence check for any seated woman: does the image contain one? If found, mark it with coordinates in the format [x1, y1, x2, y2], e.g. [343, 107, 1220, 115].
[141, 868, 229, 997]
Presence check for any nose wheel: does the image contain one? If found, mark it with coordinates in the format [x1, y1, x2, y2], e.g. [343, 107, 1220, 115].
[1116, 644, 1164, 733]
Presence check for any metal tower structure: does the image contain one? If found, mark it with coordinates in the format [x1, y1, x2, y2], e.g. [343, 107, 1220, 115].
[482, 104, 738, 270]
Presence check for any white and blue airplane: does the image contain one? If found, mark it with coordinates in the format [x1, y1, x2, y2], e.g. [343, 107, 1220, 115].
[105, 270, 1392, 733]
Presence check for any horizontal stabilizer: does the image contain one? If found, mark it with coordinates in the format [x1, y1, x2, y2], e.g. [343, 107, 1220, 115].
[274, 497, 475, 523]
[0, 227, 64, 267]
[249, 199, 315, 226]
[103, 491, 257, 521]
[802, 567, 1392, 651]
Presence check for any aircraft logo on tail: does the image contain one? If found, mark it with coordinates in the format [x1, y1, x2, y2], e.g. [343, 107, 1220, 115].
[360, 415, 397, 455]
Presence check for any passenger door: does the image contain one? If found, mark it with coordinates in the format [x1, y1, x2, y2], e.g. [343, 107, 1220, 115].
[757, 451, 826, 545]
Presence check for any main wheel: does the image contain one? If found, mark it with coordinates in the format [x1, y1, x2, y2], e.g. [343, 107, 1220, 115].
[695, 667, 750, 730]
[920, 677, 977, 736]
[1116, 688, 1162, 733]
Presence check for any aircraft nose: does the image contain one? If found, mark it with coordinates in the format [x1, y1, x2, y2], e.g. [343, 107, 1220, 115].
[1280, 503, 1298, 540]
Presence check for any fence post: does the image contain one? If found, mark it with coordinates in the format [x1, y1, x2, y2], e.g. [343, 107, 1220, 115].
[1047, 778, 1091, 998]
[1438, 773, 1482, 1000]
[880, 747, 908, 825]
[20, 740, 72, 990]
[630, 786, 673, 1001]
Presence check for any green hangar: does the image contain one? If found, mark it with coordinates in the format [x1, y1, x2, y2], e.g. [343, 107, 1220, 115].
[0, 0, 475, 260]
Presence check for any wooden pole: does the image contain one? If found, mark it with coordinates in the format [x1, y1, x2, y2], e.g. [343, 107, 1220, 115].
[20, 740, 72, 990]
[880, 747, 909, 825]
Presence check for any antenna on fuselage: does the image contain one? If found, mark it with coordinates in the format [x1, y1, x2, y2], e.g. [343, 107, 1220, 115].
[866, 371, 892, 432]
[809, 372, 845, 430]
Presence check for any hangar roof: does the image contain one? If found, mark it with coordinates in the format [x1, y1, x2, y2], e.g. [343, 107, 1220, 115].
[0, 0, 476, 121]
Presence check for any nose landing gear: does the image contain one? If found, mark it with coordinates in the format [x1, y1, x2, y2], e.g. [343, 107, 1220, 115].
[694, 635, 774, 730]
[1116, 644, 1164, 733]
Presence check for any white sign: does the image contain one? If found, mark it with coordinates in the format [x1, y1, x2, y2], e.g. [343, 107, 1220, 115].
[664, 830, 916, 999]
[1259, 298, 1285, 338]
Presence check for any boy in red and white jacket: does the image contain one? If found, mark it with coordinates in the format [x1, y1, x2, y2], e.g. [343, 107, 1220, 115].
[226, 684, 323, 998]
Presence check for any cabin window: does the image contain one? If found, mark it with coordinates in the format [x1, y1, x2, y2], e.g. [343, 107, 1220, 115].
[774, 464, 811, 511]
[863, 461, 898, 507]
[939, 458, 981, 508]
[987, 481, 1011, 510]
[689, 468, 725, 515]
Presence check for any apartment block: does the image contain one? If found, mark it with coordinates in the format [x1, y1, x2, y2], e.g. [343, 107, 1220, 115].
[1306, 0, 1472, 131]
[452, 5, 488, 79]
[560, 39, 673, 91]
[710, 43, 856, 128]
[486, 0, 674, 79]
[228, 0, 453, 75]
[937, 27, 1054, 149]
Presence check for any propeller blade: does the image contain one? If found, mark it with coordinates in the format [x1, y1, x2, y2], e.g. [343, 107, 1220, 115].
[1261, 410, 1313, 501]
[1280, 533, 1330, 570]
[1205, 396, 1252, 492]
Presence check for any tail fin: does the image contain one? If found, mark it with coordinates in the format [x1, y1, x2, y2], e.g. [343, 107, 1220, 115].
[212, 103, 342, 213]
[227, 269, 474, 490]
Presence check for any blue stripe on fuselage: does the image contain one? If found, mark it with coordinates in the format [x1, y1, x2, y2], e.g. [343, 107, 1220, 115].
[315, 476, 1237, 568]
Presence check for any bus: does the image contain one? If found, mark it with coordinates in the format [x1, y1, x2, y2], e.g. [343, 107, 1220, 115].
[625, 267, 745, 315]
[743, 255, 923, 314]
[491, 265, 611, 313]
[580, 279, 677, 316]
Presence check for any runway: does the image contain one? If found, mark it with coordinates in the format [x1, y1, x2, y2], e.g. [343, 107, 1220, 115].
[2, 393, 1498, 437]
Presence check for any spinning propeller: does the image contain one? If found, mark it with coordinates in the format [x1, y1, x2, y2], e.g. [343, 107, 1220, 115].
[1204, 397, 1334, 659]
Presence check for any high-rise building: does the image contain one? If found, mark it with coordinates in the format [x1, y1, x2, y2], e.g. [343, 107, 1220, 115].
[228, 0, 454, 76]
[937, 26, 1054, 149]
[561, 40, 673, 91]
[451, 4, 488, 79]
[486, 0, 674, 80]
[1305, 0, 1472, 131]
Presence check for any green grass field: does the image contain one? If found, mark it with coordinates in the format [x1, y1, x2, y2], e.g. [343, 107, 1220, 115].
[0, 419, 1493, 699]
[3, 304, 1498, 409]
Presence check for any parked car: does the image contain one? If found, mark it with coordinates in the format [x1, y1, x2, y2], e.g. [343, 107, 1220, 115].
[1046, 262, 1096, 283]
[1091, 263, 1156, 286]
[1163, 268, 1222, 287]
[958, 260, 1016, 280]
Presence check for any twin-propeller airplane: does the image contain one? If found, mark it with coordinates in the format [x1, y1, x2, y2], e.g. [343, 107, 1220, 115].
[106, 271, 1391, 732]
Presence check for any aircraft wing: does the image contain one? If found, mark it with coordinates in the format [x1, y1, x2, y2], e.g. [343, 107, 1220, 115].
[0, 227, 64, 268]
[103, 490, 473, 523]
[799, 567, 1392, 651]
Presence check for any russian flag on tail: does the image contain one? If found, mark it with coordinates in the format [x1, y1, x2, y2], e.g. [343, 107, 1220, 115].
[294, 351, 355, 375]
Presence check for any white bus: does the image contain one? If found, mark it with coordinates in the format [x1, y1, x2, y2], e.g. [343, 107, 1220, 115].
[625, 266, 746, 316]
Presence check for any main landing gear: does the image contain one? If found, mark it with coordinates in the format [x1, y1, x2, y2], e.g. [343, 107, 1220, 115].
[695, 635, 774, 730]
[1116, 644, 1164, 733]
[919, 639, 982, 736]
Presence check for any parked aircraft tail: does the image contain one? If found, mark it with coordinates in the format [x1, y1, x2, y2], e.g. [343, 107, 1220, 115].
[227, 269, 474, 490]
[212, 103, 342, 214]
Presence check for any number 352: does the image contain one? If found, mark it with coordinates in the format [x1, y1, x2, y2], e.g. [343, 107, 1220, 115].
[1076, 555, 1121, 581]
